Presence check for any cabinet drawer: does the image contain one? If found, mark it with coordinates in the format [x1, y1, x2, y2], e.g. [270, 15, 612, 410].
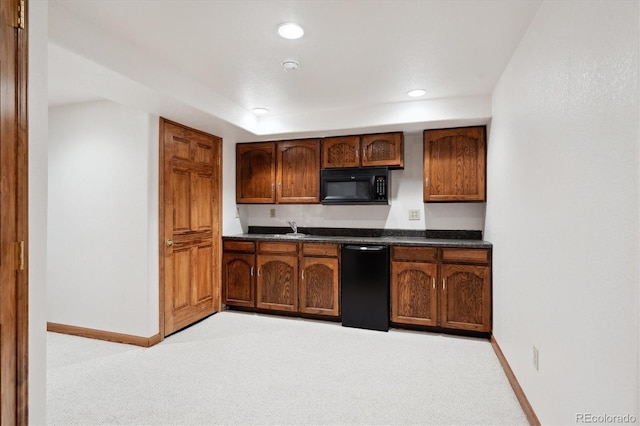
[302, 243, 339, 257]
[392, 246, 437, 262]
[442, 248, 490, 264]
[223, 240, 256, 253]
[258, 241, 299, 254]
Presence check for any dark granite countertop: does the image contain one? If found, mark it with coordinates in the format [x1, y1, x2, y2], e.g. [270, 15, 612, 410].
[223, 233, 492, 249]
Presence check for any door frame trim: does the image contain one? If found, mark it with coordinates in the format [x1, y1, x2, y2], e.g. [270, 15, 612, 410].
[158, 118, 223, 339]
[17, 1, 29, 422]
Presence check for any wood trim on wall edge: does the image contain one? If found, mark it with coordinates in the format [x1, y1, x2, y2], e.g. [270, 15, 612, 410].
[490, 335, 541, 426]
[47, 323, 161, 348]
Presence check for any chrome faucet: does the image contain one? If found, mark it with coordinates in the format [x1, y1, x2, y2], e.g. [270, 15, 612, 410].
[287, 220, 298, 234]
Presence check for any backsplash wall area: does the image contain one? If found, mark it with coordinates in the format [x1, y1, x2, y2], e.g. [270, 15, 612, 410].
[238, 132, 486, 232]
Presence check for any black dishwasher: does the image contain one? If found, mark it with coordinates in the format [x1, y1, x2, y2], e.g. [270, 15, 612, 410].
[341, 244, 389, 331]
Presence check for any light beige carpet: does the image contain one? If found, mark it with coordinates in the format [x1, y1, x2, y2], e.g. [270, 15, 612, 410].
[47, 311, 527, 425]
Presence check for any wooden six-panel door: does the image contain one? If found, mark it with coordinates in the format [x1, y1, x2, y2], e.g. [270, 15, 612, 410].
[161, 119, 222, 336]
[0, 0, 28, 423]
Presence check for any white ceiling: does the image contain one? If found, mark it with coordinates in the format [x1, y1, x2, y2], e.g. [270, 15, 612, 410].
[47, 0, 542, 139]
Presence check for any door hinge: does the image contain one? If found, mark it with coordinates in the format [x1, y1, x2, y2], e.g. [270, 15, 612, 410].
[17, 0, 25, 29]
[16, 241, 25, 270]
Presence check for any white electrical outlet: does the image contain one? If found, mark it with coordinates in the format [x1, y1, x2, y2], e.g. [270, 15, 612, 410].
[408, 209, 421, 220]
[235, 207, 240, 218]
[269, 208, 276, 218]
[533, 346, 539, 371]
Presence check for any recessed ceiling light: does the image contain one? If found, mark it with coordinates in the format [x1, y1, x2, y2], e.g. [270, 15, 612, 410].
[277, 22, 304, 40]
[281, 60, 300, 72]
[408, 89, 426, 97]
[252, 108, 269, 115]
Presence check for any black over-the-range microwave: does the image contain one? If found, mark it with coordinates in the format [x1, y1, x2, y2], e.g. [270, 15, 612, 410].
[320, 167, 390, 205]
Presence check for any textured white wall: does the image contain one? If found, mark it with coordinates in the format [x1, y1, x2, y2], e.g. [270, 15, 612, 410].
[222, 138, 244, 235]
[29, 0, 49, 423]
[47, 101, 160, 337]
[486, 1, 639, 424]
[237, 132, 486, 233]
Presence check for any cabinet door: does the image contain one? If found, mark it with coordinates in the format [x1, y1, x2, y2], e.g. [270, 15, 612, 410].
[236, 142, 276, 203]
[440, 264, 491, 331]
[391, 261, 438, 326]
[321, 136, 360, 168]
[300, 257, 339, 317]
[222, 253, 255, 307]
[423, 126, 486, 202]
[256, 255, 299, 312]
[276, 139, 321, 203]
[360, 132, 404, 168]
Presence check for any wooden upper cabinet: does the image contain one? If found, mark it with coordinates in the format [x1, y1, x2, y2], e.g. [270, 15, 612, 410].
[277, 139, 321, 203]
[321, 132, 404, 169]
[361, 132, 404, 168]
[423, 126, 486, 202]
[236, 142, 276, 203]
[322, 136, 361, 168]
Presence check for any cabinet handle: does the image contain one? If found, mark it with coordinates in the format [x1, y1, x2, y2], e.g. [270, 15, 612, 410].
[301, 270, 304, 279]
[425, 177, 430, 189]
[271, 183, 275, 194]
[432, 277, 435, 290]
[442, 278, 446, 290]
[278, 182, 282, 193]
[355, 149, 359, 159]
[258, 267, 261, 276]
[250, 266, 254, 276]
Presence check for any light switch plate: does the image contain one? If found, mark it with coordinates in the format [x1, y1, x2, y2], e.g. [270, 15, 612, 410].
[408, 209, 421, 220]
[269, 208, 276, 218]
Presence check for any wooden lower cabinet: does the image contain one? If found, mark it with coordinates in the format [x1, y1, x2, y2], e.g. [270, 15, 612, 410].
[300, 243, 340, 317]
[222, 253, 255, 307]
[222, 240, 256, 308]
[391, 246, 491, 332]
[223, 239, 491, 332]
[223, 240, 340, 318]
[440, 264, 491, 331]
[390, 261, 438, 326]
[256, 254, 299, 312]
[300, 256, 339, 316]
[255, 241, 299, 312]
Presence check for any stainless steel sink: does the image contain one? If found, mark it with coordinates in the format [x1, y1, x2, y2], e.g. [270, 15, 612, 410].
[270, 233, 306, 239]
[285, 233, 306, 238]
